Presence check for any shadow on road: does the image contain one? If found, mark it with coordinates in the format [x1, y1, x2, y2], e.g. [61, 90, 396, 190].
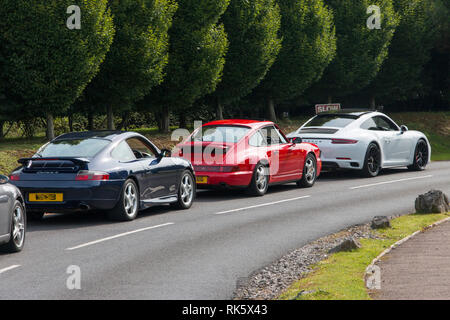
[25, 166, 412, 231]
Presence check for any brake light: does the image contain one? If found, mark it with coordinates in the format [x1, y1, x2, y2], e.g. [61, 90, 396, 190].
[9, 174, 20, 181]
[331, 139, 358, 144]
[75, 171, 109, 181]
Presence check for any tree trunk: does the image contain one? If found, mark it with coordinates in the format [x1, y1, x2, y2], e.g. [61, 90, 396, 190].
[216, 98, 224, 120]
[0, 120, 4, 139]
[327, 95, 333, 104]
[370, 95, 376, 110]
[158, 107, 170, 133]
[178, 112, 187, 129]
[68, 114, 74, 132]
[267, 97, 277, 122]
[117, 112, 130, 131]
[87, 112, 94, 131]
[107, 105, 115, 130]
[46, 113, 55, 141]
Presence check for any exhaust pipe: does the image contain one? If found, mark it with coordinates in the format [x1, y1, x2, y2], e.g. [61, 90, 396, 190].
[79, 203, 90, 211]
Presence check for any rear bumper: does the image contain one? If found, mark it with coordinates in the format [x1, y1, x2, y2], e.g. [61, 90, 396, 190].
[322, 158, 363, 170]
[12, 180, 124, 212]
[195, 171, 253, 188]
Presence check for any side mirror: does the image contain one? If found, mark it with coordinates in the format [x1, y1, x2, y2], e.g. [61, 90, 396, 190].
[160, 149, 172, 158]
[0, 174, 9, 184]
[400, 125, 409, 133]
[290, 137, 303, 144]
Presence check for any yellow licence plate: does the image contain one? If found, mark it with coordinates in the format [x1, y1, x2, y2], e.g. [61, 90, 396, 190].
[196, 176, 208, 184]
[29, 193, 63, 202]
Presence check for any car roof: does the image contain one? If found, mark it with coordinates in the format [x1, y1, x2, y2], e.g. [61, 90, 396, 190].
[53, 130, 141, 142]
[316, 110, 375, 117]
[203, 119, 274, 128]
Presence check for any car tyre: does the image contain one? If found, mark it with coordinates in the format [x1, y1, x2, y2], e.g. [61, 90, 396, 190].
[297, 153, 317, 188]
[108, 179, 139, 221]
[172, 170, 195, 209]
[247, 163, 269, 196]
[408, 139, 429, 171]
[361, 143, 381, 177]
[1, 201, 26, 253]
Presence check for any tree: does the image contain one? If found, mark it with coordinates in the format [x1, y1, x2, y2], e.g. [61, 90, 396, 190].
[144, 0, 230, 132]
[311, 0, 398, 103]
[0, 1, 114, 140]
[80, 0, 177, 130]
[254, 0, 337, 122]
[210, 0, 282, 119]
[365, 0, 437, 107]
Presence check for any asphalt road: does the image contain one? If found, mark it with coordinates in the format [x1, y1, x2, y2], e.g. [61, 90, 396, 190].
[0, 161, 449, 300]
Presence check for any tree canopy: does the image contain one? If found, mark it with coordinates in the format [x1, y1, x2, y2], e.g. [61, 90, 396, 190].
[143, 0, 230, 132]
[0, 0, 114, 139]
[211, 0, 282, 119]
[80, 0, 177, 130]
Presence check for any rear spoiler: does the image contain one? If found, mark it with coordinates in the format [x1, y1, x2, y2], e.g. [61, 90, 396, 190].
[18, 157, 91, 165]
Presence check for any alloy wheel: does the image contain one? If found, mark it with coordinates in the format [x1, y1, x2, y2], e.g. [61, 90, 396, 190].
[256, 166, 268, 192]
[304, 158, 316, 183]
[124, 183, 138, 216]
[12, 205, 25, 248]
[180, 174, 194, 206]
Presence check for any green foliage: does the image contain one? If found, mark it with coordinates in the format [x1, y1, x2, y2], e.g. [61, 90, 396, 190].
[79, 0, 177, 114]
[256, 0, 337, 102]
[212, 0, 282, 105]
[367, 0, 437, 101]
[0, 1, 114, 118]
[147, 0, 230, 110]
[315, 0, 399, 98]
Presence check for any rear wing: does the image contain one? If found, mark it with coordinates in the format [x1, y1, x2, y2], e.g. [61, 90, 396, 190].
[18, 157, 90, 173]
[18, 157, 90, 165]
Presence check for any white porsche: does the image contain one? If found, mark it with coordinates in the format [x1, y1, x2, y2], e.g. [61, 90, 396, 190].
[287, 111, 431, 177]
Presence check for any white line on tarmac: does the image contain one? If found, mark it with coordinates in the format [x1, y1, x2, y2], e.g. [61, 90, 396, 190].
[65, 222, 174, 251]
[349, 175, 433, 190]
[214, 195, 311, 215]
[0, 265, 21, 274]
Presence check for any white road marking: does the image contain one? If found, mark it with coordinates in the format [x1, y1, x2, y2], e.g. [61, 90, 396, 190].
[214, 195, 311, 215]
[0, 265, 21, 274]
[66, 222, 174, 251]
[350, 175, 433, 190]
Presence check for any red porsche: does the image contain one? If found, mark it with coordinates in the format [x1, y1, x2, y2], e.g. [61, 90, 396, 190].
[174, 120, 322, 196]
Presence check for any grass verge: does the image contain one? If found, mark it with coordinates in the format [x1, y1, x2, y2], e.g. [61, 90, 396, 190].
[279, 213, 450, 300]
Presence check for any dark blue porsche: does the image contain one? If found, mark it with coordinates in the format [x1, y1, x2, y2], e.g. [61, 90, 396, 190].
[9, 131, 196, 221]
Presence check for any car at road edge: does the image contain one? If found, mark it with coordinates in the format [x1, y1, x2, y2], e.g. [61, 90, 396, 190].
[10, 131, 196, 221]
[287, 110, 431, 177]
[0, 174, 26, 253]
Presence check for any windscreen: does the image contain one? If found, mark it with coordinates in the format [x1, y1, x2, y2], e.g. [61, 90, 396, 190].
[305, 114, 357, 128]
[37, 138, 110, 158]
[191, 126, 250, 143]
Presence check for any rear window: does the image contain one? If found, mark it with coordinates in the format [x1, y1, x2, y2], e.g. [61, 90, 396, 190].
[191, 126, 250, 143]
[37, 138, 110, 158]
[305, 115, 357, 128]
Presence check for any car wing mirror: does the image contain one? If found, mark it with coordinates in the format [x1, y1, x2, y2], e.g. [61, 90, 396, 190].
[290, 137, 302, 144]
[400, 125, 408, 133]
[159, 148, 172, 158]
[0, 174, 9, 184]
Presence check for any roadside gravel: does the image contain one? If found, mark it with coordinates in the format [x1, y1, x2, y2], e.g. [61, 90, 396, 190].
[233, 222, 383, 300]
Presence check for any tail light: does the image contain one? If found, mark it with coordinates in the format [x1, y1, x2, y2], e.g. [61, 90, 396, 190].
[331, 139, 358, 144]
[75, 171, 109, 181]
[9, 174, 20, 181]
